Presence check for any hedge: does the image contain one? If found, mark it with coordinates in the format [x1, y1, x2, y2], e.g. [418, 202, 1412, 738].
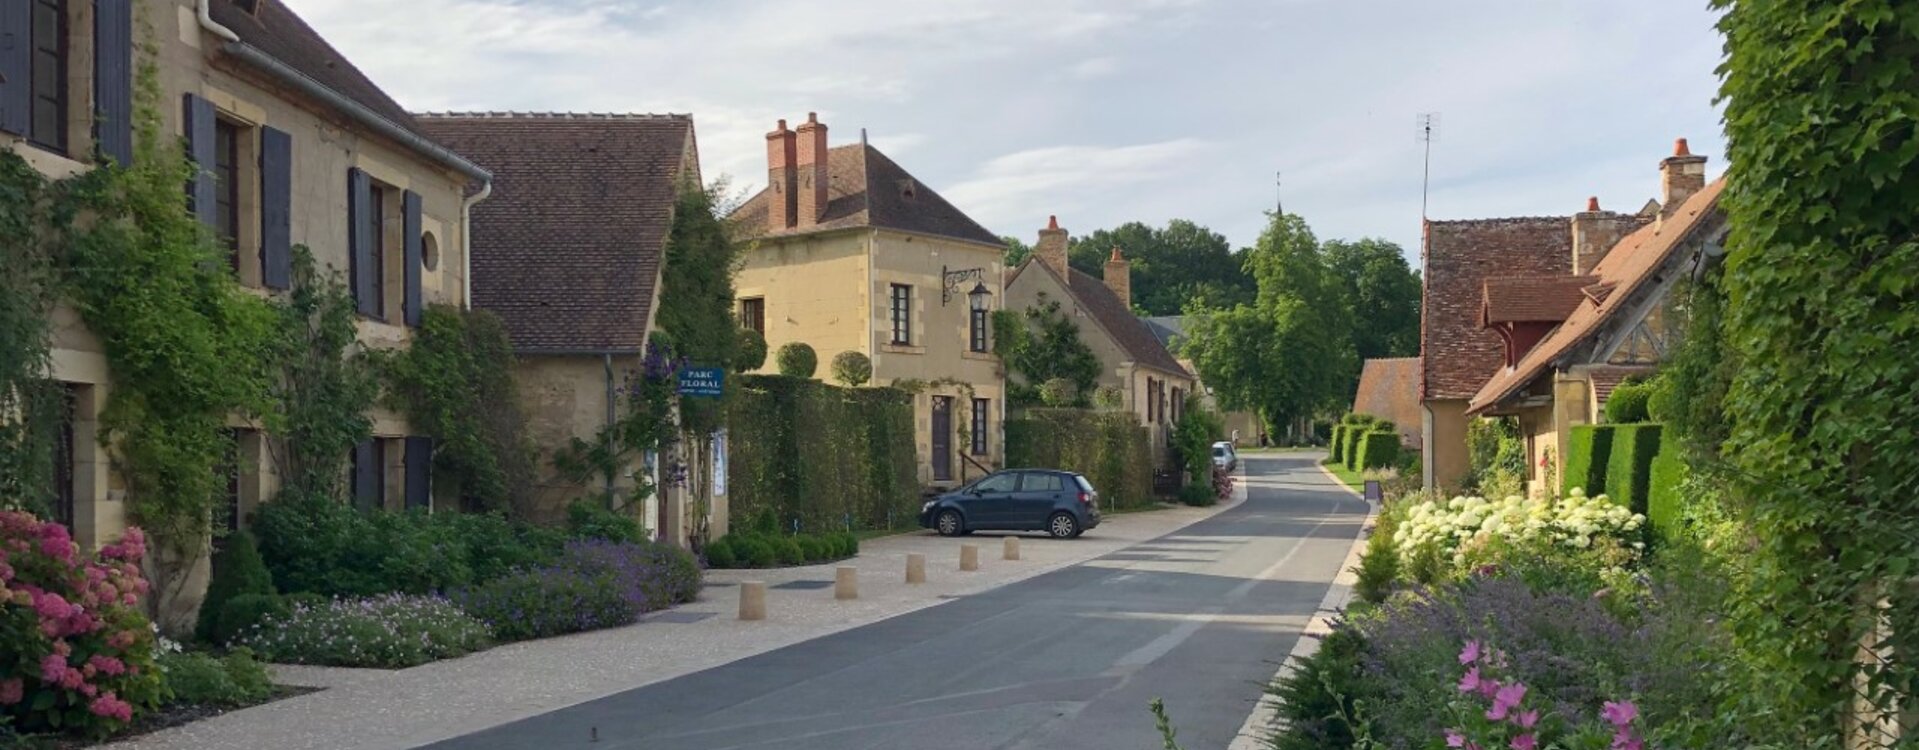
[1561, 424, 1615, 497]
[1646, 432, 1686, 538]
[1330, 424, 1348, 464]
[1005, 408, 1155, 509]
[725, 374, 920, 533]
[1341, 427, 1368, 471]
[1603, 423, 1663, 517]
[1355, 430, 1401, 470]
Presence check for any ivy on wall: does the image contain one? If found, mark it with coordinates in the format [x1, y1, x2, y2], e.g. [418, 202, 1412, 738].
[266, 248, 376, 502]
[724, 375, 919, 533]
[549, 341, 684, 514]
[1004, 408, 1156, 508]
[0, 152, 60, 512]
[379, 305, 537, 515]
[993, 293, 1100, 407]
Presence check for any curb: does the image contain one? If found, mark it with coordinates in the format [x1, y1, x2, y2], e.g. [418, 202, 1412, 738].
[1227, 460, 1378, 750]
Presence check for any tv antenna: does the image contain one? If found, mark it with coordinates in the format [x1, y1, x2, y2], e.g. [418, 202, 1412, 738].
[1274, 170, 1283, 215]
[1418, 113, 1440, 222]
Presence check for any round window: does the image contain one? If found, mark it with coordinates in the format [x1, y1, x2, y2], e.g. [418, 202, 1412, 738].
[422, 232, 440, 272]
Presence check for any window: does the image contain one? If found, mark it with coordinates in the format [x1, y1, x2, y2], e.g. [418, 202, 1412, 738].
[971, 398, 988, 455]
[50, 383, 76, 531]
[969, 307, 988, 352]
[971, 472, 1018, 494]
[739, 297, 765, 334]
[1021, 473, 1065, 493]
[214, 119, 241, 264]
[352, 439, 386, 511]
[29, 0, 67, 153]
[1146, 378, 1158, 422]
[889, 284, 912, 345]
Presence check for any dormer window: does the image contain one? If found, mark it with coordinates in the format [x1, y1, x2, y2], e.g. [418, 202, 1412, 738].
[898, 179, 917, 199]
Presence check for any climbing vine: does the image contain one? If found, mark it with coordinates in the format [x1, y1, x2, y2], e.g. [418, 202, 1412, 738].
[0, 151, 60, 512]
[265, 247, 377, 503]
[993, 293, 1100, 407]
[549, 341, 685, 513]
[379, 305, 537, 515]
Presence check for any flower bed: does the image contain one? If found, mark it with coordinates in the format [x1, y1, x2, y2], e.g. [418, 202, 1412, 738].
[232, 594, 492, 668]
[453, 539, 703, 642]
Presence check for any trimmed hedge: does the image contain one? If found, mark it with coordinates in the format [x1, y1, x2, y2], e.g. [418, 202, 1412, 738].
[1005, 408, 1155, 509]
[1561, 424, 1615, 497]
[1355, 430, 1401, 470]
[1603, 423, 1663, 516]
[1605, 380, 1653, 423]
[1341, 428, 1367, 471]
[1646, 432, 1686, 538]
[725, 374, 920, 533]
[1330, 424, 1348, 464]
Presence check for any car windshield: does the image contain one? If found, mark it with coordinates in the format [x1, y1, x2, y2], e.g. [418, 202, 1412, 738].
[1213, 446, 1227, 457]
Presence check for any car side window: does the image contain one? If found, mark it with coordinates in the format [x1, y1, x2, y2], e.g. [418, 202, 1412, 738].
[973, 473, 1019, 494]
[1021, 473, 1066, 493]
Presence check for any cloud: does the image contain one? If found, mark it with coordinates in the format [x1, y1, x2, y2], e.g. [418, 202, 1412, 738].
[1066, 57, 1120, 80]
[944, 139, 1215, 230]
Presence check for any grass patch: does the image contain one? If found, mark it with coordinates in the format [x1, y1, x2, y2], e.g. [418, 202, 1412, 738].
[1319, 458, 1366, 492]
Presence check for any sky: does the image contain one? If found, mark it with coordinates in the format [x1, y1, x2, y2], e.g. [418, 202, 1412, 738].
[287, 0, 1730, 262]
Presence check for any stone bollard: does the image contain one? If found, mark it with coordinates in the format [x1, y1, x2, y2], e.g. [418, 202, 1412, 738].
[1003, 536, 1021, 561]
[835, 566, 859, 600]
[738, 581, 766, 621]
[905, 553, 927, 584]
[960, 544, 980, 571]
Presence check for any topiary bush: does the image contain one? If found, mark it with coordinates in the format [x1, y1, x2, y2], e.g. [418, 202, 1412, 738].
[737, 536, 776, 567]
[736, 328, 768, 371]
[1602, 424, 1663, 516]
[1356, 430, 1401, 471]
[1178, 483, 1215, 507]
[1645, 435, 1685, 540]
[703, 538, 736, 568]
[1605, 380, 1653, 423]
[1092, 385, 1124, 410]
[830, 351, 872, 387]
[208, 593, 290, 648]
[196, 531, 276, 645]
[1560, 424, 1614, 498]
[776, 342, 818, 378]
[1329, 423, 1348, 464]
[1038, 377, 1078, 407]
[157, 649, 275, 708]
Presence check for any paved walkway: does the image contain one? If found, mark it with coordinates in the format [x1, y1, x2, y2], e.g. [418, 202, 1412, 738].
[111, 492, 1245, 750]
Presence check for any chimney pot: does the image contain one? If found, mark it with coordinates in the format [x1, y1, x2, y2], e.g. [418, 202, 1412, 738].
[1047, 215, 1059, 230]
[1659, 137, 1709, 214]
[1586, 196, 1600, 212]
[1035, 215, 1071, 280]
[1674, 138, 1691, 157]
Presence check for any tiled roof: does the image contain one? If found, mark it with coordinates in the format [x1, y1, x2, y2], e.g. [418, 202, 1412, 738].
[1421, 216, 1573, 400]
[209, 1, 438, 146]
[1007, 259, 1190, 377]
[1481, 275, 1600, 325]
[1141, 315, 1186, 349]
[1586, 365, 1657, 408]
[415, 113, 697, 352]
[1353, 357, 1423, 447]
[1468, 178, 1727, 414]
[730, 144, 1002, 247]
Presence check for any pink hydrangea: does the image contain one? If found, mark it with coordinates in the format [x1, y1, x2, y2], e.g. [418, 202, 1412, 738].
[87, 655, 126, 677]
[0, 678, 21, 705]
[88, 693, 132, 722]
[37, 522, 75, 562]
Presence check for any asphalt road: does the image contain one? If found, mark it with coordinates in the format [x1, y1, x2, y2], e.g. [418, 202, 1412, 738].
[424, 453, 1366, 750]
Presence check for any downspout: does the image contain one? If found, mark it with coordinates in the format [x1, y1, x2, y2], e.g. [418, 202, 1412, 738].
[196, 0, 240, 43]
[604, 353, 617, 501]
[460, 181, 493, 310]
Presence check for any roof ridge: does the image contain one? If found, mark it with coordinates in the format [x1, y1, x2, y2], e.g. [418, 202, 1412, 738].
[1426, 215, 1571, 226]
[415, 111, 692, 120]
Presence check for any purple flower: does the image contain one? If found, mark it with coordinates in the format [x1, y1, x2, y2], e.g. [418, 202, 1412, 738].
[1457, 666, 1483, 693]
[1445, 729, 1467, 748]
[1485, 682, 1526, 721]
[1601, 700, 1637, 727]
[1509, 733, 1536, 750]
[1459, 640, 1481, 665]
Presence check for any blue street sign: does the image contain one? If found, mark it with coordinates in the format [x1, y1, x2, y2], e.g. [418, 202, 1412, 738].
[677, 368, 724, 398]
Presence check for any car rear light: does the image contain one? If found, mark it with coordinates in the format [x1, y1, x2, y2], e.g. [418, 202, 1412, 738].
[1078, 492, 1091, 505]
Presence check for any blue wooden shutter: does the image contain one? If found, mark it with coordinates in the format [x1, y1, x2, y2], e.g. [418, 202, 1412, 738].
[402, 190, 423, 327]
[259, 126, 292, 289]
[183, 94, 217, 227]
[352, 439, 380, 511]
[403, 437, 433, 510]
[348, 168, 377, 315]
[93, 0, 133, 166]
[0, 2, 28, 136]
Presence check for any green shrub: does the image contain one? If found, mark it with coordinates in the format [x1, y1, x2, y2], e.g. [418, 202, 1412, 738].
[774, 536, 806, 565]
[775, 342, 818, 378]
[159, 649, 275, 707]
[1329, 423, 1348, 464]
[1561, 424, 1615, 497]
[1354, 513, 1400, 605]
[1005, 409, 1156, 509]
[704, 538, 736, 568]
[1605, 380, 1653, 423]
[566, 500, 644, 543]
[725, 375, 919, 535]
[796, 535, 824, 561]
[1646, 436, 1686, 539]
[1268, 625, 1374, 750]
[1603, 423, 1663, 516]
[197, 531, 276, 644]
[1341, 427, 1368, 471]
[210, 593, 290, 647]
[1355, 431, 1401, 470]
[738, 536, 776, 567]
[1644, 373, 1676, 423]
[1038, 377, 1077, 407]
[829, 351, 872, 387]
[736, 328, 768, 370]
[1178, 483, 1216, 507]
[255, 496, 565, 598]
[236, 594, 492, 668]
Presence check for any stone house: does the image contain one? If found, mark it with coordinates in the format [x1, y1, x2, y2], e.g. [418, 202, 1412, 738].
[727, 114, 1006, 488]
[1004, 217, 1195, 462]
[10, 0, 486, 555]
[415, 112, 701, 537]
[1142, 316, 1260, 444]
[1353, 357, 1423, 449]
[1467, 144, 1725, 491]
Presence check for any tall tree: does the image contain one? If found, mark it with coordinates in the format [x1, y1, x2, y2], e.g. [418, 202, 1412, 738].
[1182, 214, 1354, 435]
[1322, 238, 1420, 361]
[1067, 220, 1254, 315]
[1712, 0, 1919, 741]
[1001, 235, 1032, 268]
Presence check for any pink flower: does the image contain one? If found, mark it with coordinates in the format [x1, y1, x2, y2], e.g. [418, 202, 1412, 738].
[1514, 709, 1539, 729]
[88, 692, 132, 722]
[1486, 683, 1528, 721]
[107, 629, 137, 649]
[1457, 666, 1482, 693]
[1611, 733, 1643, 750]
[37, 523, 75, 562]
[40, 653, 69, 683]
[0, 678, 21, 705]
[1511, 734, 1537, 750]
[1602, 700, 1639, 727]
[1446, 729, 1467, 748]
[87, 655, 126, 677]
[1459, 641, 1481, 665]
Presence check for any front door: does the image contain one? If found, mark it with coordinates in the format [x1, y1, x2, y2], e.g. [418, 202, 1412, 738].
[931, 396, 953, 482]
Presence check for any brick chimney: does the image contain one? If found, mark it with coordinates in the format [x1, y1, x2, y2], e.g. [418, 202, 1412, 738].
[795, 112, 829, 227]
[765, 119, 797, 229]
[1660, 138, 1708, 214]
[1570, 196, 1635, 274]
[1035, 215, 1070, 281]
[1104, 247, 1131, 308]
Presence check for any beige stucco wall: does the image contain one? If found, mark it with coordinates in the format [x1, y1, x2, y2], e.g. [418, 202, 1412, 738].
[735, 230, 871, 370]
[1512, 404, 1556, 497]
[512, 354, 660, 532]
[1424, 399, 1471, 491]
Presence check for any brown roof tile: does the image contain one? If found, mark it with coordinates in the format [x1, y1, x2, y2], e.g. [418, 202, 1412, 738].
[209, 1, 439, 146]
[414, 113, 697, 352]
[1468, 178, 1727, 414]
[1353, 357, 1423, 446]
[1008, 259, 1189, 377]
[730, 144, 1002, 247]
[1586, 365, 1657, 407]
[1481, 275, 1599, 325]
[1421, 216, 1572, 400]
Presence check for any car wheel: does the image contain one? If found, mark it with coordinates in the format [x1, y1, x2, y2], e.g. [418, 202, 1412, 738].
[936, 510, 965, 537]
[1048, 512, 1078, 539]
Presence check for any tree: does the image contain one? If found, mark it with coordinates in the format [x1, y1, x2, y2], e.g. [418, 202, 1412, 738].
[1001, 235, 1032, 267]
[1711, 0, 1919, 741]
[1067, 220, 1254, 315]
[657, 180, 741, 434]
[1322, 238, 1420, 361]
[995, 295, 1101, 407]
[1182, 213, 1354, 436]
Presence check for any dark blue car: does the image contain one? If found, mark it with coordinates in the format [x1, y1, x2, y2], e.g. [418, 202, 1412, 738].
[919, 469, 1102, 539]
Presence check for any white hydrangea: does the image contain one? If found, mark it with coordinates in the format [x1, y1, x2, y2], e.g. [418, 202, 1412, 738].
[1391, 487, 1645, 562]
